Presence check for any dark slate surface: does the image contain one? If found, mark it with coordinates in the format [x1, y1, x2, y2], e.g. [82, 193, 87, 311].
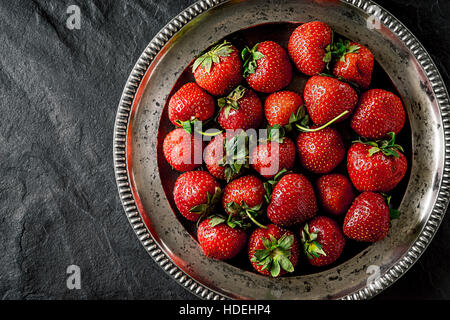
[0, 0, 449, 300]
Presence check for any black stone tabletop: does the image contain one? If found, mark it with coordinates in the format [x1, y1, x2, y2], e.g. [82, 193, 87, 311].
[1, 0, 449, 300]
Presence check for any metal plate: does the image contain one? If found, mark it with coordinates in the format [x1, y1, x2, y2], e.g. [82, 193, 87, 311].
[113, 0, 450, 300]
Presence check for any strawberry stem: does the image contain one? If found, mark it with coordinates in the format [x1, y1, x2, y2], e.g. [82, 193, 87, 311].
[176, 118, 222, 136]
[194, 128, 222, 137]
[245, 210, 267, 229]
[296, 110, 349, 132]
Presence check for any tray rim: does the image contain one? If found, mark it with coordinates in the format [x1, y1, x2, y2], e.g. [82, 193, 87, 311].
[113, 0, 450, 300]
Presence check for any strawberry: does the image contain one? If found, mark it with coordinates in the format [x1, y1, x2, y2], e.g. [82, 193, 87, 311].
[204, 131, 249, 182]
[303, 75, 358, 126]
[288, 21, 332, 75]
[332, 41, 374, 89]
[173, 171, 221, 222]
[250, 125, 296, 179]
[266, 173, 317, 226]
[217, 85, 263, 130]
[168, 82, 215, 129]
[222, 175, 266, 228]
[347, 133, 407, 192]
[242, 41, 292, 93]
[264, 90, 303, 129]
[351, 89, 406, 139]
[343, 192, 390, 242]
[163, 128, 204, 172]
[248, 224, 299, 277]
[193, 41, 243, 96]
[301, 216, 346, 266]
[205, 132, 228, 180]
[316, 173, 355, 216]
[296, 127, 345, 174]
[197, 217, 247, 260]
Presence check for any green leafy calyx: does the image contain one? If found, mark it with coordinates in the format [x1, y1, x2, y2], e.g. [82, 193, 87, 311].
[301, 224, 327, 260]
[251, 233, 295, 277]
[355, 132, 404, 158]
[189, 187, 222, 226]
[262, 124, 286, 144]
[283, 106, 309, 132]
[382, 194, 401, 220]
[263, 168, 289, 204]
[219, 131, 250, 182]
[225, 200, 266, 229]
[217, 85, 247, 119]
[193, 41, 234, 73]
[208, 213, 250, 229]
[323, 34, 360, 70]
[175, 117, 198, 135]
[241, 43, 265, 78]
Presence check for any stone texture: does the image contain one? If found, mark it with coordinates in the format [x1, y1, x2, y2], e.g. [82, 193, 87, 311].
[0, 0, 448, 299]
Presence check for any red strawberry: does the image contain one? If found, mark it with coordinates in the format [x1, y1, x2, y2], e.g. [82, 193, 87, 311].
[332, 41, 374, 88]
[343, 192, 390, 242]
[288, 21, 332, 75]
[217, 86, 263, 130]
[242, 41, 292, 93]
[204, 131, 249, 182]
[248, 224, 299, 277]
[303, 75, 358, 126]
[163, 128, 204, 172]
[168, 82, 215, 128]
[222, 175, 265, 212]
[351, 89, 405, 139]
[204, 132, 227, 180]
[197, 217, 247, 260]
[264, 91, 303, 128]
[296, 127, 345, 174]
[347, 133, 407, 192]
[250, 126, 296, 179]
[301, 216, 346, 266]
[316, 174, 355, 216]
[193, 41, 243, 96]
[173, 171, 221, 222]
[266, 173, 317, 226]
[222, 175, 266, 228]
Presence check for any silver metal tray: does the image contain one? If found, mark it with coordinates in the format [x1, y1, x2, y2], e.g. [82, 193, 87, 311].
[113, 0, 450, 299]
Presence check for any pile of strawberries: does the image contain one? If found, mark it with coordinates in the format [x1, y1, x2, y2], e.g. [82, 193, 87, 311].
[162, 21, 407, 277]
